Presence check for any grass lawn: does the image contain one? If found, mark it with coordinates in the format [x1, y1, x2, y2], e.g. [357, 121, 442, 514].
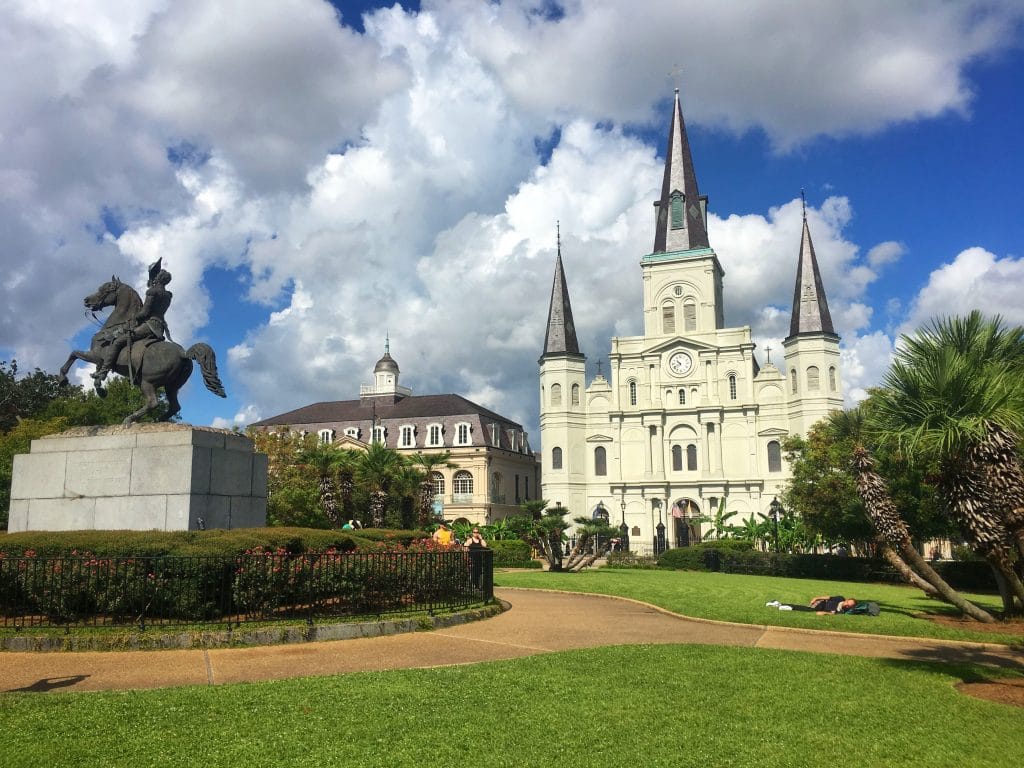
[1, 645, 1022, 768]
[496, 568, 1023, 646]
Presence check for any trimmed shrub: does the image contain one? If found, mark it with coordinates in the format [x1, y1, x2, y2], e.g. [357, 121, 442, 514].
[604, 550, 658, 569]
[489, 540, 537, 568]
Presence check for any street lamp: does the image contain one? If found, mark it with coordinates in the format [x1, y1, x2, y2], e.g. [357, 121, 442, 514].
[769, 496, 782, 554]
[619, 497, 629, 551]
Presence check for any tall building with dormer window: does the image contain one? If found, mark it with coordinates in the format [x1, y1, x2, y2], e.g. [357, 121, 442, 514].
[253, 342, 540, 526]
[539, 89, 843, 551]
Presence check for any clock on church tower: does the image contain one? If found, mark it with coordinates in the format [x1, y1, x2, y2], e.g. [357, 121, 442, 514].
[668, 351, 693, 376]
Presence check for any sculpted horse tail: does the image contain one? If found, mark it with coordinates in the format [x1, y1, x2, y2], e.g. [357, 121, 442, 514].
[186, 343, 226, 399]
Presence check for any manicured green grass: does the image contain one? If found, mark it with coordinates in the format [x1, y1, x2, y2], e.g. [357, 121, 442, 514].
[496, 568, 1022, 646]
[1, 645, 1020, 767]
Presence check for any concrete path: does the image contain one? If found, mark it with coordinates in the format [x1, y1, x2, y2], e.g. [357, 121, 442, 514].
[2, 588, 1021, 693]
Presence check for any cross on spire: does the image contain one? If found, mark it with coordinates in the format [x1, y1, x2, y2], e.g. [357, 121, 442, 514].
[596, 359, 603, 376]
[765, 345, 772, 364]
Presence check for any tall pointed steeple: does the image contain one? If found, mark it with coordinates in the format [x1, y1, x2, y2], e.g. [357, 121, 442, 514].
[540, 225, 584, 360]
[653, 88, 710, 253]
[787, 199, 837, 339]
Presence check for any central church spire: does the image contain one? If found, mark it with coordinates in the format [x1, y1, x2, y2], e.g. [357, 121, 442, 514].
[653, 88, 710, 253]
[786, 201, 837, 339]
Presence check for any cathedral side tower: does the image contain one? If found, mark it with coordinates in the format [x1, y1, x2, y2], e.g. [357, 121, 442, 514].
[782, 205, 844, 435]
[538, 234, 588, 513]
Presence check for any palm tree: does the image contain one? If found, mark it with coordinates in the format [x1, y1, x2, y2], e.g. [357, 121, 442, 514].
[296, 443, 349, 526]
[356, 442, 408, 527]
[409, 451, 456, 527]
[870, 313, 1024, 612]
[852, 446, 995, 622]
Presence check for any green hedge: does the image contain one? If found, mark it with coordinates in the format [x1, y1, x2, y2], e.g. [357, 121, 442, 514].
[0, 527, 433, 558]
[489, 540, 538, 568]
[656, 545, 999, 593]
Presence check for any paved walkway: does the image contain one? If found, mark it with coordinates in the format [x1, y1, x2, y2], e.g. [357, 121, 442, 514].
[2, 588, 1022, 693]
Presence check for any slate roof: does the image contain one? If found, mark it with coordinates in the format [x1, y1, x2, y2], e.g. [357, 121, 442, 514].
[786, 215, 837, 339]
[540, 246, 584, 361]
[653, 88, 710, 253]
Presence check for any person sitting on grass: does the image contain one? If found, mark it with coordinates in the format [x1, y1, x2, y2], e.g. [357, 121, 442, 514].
[766, 595, 858, 614]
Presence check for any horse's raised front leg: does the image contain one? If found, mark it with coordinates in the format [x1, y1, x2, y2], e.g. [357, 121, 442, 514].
[58, 350, 100, 384]
[123, 379, 160, 426]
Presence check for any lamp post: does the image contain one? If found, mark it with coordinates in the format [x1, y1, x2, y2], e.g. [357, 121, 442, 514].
[769, 496, 782, 554]
[619, 498, 629, 551]
[654, 500, 666, 555]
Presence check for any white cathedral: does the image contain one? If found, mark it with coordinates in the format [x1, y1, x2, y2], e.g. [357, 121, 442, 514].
[538, 90, 843, 552]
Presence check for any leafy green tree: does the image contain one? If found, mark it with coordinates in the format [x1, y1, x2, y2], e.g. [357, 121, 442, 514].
[296, 444, 359, 526]
[871, 312, 1024, 612]
[248, 429, 329, 528]
[0, 360, 66, 431]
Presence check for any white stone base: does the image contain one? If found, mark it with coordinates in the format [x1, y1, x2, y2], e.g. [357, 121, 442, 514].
[7, 424, 268, 532]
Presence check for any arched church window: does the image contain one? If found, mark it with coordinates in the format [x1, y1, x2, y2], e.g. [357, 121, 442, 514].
[828, 366, 837, 392]
[672, 444, 682, 471]
[670, 191, 685, 229]
[683, 302, 697, 332]
[571, 383, 580, 406]
[728, 374, 737, 400]
[807, 366, 820, 392]
[767, 441, 782, 473]
[678, 388, 686, 405]
[628, 380, 638, 406]
[594, 446, 607, 476]
[686, 444, 698, 471]
[551, 447, 563, 470]
[662, 303, 676, 334]
[550, 383, 562, 406]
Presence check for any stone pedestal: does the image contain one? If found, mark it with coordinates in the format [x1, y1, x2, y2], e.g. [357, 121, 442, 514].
[7, 424, 268, 532]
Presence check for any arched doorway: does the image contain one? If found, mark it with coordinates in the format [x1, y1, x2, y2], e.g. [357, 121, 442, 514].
[671, 498, 701, 547]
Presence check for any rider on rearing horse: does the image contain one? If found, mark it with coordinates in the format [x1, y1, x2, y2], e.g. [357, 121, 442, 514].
[92, 258, 174, 384]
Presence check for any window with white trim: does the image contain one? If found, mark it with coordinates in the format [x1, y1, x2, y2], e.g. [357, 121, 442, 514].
[430, 472, 445, 497]
[399, 425, 415, 448]
[672, 444, 682, 471]
[551, 447, 563, 470]
[791, 368, 798, 394]
[628, 380, 638, 406]
[728, 374, 737, 401]
[425, 423, 443, 447]
[686, 443, 698, 471]
[372, 425, 386, 444]
[318, 429, 334, 444]
[594, 446, 607, 476]
[453, 470, 473, 495]
[344, 427, 360, 440]
[455, 422, 472, 446]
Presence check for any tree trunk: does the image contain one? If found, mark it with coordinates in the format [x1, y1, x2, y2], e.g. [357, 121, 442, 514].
[876, 541, 939, 597]
[853, 447, 996, 622]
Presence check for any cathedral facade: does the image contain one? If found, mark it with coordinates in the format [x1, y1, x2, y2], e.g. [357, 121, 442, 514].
[538, 90, 843, 551]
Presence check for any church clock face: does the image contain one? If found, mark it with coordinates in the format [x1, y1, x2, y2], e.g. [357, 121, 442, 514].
[668, 351, 693, 376]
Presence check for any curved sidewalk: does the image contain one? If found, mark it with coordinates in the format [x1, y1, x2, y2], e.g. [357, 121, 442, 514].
[2, 588, 1021, 693]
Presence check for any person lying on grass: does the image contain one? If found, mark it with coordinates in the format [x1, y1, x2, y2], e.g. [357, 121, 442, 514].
[766, 595, 858, 614]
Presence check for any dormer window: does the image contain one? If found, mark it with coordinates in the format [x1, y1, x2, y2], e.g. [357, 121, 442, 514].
[399, 424, 416, 448]
[455, 422, 472, 446]
[318, 429, 335, 445]
[372, 425, 386, 444]
[344, 427, 360, 440]
[426, 423, 443, 447]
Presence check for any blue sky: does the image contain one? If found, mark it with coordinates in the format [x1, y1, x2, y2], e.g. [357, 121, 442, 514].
[1, 1, 1023, 447]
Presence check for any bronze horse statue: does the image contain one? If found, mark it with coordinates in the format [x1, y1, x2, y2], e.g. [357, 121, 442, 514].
[59, 277, 226, 424]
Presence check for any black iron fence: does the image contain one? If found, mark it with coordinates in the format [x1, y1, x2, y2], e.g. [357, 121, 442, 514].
[0, 549, 493, 630]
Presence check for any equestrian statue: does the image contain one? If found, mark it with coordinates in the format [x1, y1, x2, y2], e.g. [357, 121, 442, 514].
[59, 259, 226, 425]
